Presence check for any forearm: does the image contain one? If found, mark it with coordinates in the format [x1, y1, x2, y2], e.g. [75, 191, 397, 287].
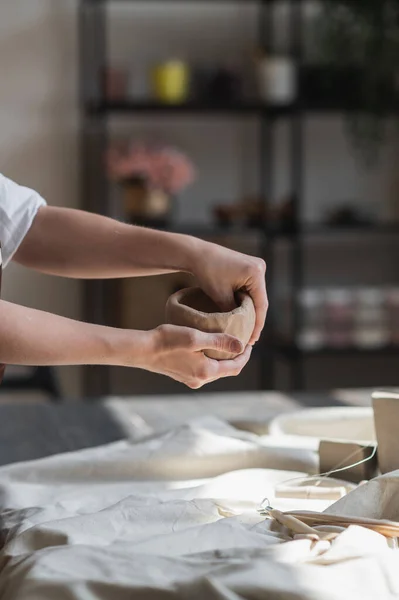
[0, 300, 147, 367]
[14, 206, 202, 279]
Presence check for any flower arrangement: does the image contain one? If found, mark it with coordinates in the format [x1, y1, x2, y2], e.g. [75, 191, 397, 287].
[107, 141, 196, 196]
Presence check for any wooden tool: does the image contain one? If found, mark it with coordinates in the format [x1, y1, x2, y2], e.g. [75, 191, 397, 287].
[261, 505, 339, 542]
[285, 510, 399, 539]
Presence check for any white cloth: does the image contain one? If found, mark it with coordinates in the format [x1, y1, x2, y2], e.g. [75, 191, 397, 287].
[0, 417, 397, 600]
[0, 173, 46, 266]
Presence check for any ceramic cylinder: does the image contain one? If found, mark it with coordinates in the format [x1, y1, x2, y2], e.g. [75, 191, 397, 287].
[258, 56, 296, 105]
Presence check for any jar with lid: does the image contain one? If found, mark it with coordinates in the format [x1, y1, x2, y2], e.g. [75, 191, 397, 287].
[325, 289, 355, 348]
[354, 287, 388, 349]
[297, 289, 325, 350]
[257, 56, 297, 105]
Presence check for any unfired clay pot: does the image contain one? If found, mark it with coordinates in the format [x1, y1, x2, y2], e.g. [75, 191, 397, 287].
[165, 287, 256, 360]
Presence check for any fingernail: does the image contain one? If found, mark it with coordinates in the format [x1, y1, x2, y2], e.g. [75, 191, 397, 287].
[230, 339, 243, 354]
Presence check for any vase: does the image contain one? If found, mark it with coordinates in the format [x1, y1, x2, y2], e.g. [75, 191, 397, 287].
[103, 66, 128, 100]
[258, 56, 296, 105]
[152, 61, 190, 104]
[122, 179, 171, 226]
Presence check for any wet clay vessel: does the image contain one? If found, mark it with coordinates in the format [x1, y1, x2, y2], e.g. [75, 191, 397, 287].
[166, 287, 256, 360]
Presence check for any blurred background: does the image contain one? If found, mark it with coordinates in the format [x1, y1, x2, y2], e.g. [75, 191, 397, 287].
[2, 0, 399, 400]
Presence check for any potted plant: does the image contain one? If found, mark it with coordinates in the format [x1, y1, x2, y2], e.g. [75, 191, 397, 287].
[107, 141, 196, 226]
[319, 0, 399, 163]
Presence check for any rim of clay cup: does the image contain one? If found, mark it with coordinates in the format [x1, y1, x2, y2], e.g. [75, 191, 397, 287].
[171, 287, 250, 318]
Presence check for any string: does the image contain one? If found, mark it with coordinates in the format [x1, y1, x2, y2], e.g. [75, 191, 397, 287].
[259, 444, 378, 509]
[279, 444, 378, 490]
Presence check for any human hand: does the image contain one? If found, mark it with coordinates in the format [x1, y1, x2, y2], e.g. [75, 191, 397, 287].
[135, 325, 252, 389]
[188, 240, 268, 344]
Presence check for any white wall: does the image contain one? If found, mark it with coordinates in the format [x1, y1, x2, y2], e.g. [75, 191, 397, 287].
[0, 1, 397, 396]
[0, 0, 81, 396]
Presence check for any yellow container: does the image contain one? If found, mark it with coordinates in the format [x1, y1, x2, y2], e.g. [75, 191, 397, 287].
[152, 61, 190, 104]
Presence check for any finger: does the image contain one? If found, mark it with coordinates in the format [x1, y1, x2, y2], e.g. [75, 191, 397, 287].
[194, 332, 243, 356]
[192, 346, 253, 388]
[208, 288, 236, 313]
[212, 345, 253, 379]
[249, 280, 269, 344]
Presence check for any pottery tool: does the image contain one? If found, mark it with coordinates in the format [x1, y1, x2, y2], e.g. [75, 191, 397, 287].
[319, 440, 378, 483]
[259, 496, 399, 542]
[259, 502, 339, 542]
[283, 511, 399, 540]
[272, 443, 377, 502]
[275, 484, 348, 501]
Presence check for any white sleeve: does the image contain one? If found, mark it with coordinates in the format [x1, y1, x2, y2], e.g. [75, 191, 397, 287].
[0, 174, 47, 267]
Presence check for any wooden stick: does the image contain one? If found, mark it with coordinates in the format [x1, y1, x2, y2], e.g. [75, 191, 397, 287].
[267, 508, 320, 536]
[285, 511, 399, 539]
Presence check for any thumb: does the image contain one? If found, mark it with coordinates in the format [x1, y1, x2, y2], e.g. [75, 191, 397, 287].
[197, 332, 243, 356]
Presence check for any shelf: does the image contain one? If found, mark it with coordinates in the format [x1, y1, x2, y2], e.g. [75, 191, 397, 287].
[170, 225, 259, 237]
[83, 0, 289, 4]
[80, 0, 397, 393]
[128, 222, 264, 238]
[131, 222, 399, 239]
[85, 99, 399, 118]
[276, 342, 399, 358]
[85, 66, 399, 117]
[85, 100, 294, 117]
[275, 223, 399, 238]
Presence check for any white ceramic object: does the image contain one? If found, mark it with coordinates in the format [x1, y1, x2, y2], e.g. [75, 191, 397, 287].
[297, 288, 325, 350]
[269, 406, 375, 445]
[355, 287, 388, 349]
[372, 390, 399, 473]
[258, 56, 296, 105]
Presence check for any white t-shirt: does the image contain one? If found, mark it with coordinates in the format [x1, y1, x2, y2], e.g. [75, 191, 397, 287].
[0, 174, 46, 267]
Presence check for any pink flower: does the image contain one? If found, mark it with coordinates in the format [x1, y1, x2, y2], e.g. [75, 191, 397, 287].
[106, 142, 196, 195]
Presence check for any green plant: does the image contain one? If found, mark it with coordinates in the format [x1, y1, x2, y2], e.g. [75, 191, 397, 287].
[319, 0, 399, 164]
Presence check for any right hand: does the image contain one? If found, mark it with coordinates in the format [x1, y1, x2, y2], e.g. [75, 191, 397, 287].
[137, 325, 252, 389]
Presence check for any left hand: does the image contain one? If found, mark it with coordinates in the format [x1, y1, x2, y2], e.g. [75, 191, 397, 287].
[189, 240, 268, 344]
[134, 325, 252, 388]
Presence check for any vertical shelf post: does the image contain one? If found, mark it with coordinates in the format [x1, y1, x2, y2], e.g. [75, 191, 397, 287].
[80, 0, 111, 397]
[289, 0, 305, 390]
[259, 0, 275, 390]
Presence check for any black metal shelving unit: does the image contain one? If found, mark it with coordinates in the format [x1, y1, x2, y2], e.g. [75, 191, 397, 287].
[79, 0, 399, 397]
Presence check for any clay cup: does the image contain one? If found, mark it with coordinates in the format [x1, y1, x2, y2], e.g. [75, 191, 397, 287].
[165, 287, 256, 360]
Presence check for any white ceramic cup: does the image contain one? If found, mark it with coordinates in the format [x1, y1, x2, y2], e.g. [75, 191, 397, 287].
[258, 56, 296, 105]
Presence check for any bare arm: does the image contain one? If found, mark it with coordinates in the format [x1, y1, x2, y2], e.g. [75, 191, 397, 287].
[0, 300, 249, 389]
[14, 206, 268, 343]
[0, 299, 142, 366]
[14, 206, 194, 279]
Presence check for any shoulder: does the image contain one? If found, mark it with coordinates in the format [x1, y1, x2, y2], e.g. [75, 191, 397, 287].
[0, 173, 46, 215]
[0, 173, 46, 266]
